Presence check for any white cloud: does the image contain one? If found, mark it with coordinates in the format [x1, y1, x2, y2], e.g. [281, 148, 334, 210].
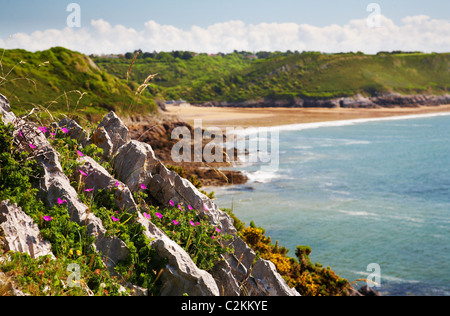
[1, 15, 449, 54]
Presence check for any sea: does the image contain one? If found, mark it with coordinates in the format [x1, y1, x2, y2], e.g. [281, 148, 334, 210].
[212, 112, 450, 296]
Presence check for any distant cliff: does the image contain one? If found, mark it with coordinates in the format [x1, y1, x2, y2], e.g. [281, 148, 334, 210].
[192, 93, 450, 109]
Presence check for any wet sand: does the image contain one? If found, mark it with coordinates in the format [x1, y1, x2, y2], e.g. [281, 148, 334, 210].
[166, 105, 450, 129]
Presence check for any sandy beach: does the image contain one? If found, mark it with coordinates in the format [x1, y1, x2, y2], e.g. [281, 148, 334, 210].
[166, 104, 450, 129]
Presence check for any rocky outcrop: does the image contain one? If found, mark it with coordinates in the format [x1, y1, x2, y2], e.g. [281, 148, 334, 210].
[106, 112, 299, 296]
[193, 93, 450, 109]
[0, 201, 54, 259]
[0, 99, 129, 271]
[1, 94, 299, 296]
[78, 155, 220, 296]
[127, 119, 248, 187]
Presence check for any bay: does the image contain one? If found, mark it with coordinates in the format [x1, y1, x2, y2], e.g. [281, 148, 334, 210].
[213, 113, 450, 296]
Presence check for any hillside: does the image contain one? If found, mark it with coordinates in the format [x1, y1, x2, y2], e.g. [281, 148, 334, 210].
[93, 51, 450, 104]
[1, 48, 448, 123]
[0, 47, 157, 122]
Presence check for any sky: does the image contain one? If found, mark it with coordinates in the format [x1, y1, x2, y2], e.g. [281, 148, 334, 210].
[0, 0, 449, 54]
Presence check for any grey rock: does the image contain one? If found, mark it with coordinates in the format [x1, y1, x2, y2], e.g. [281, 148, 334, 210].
[251, 259, 301, 296]
[92, 126, 114, 158]
[79, 154, 220, 296]
[78, 156, 138, 213]
[137, 213, 220, 296]
[0, 94, 15, 125]
[109, 117, 298, 296]
[57, 117, 90, 146]
[0, 103, 129, 271]
[97, 111, 130, 155]
[358, 285, 382, 296]
[112, 140, 158, 192]
[0, 201, 54, 259]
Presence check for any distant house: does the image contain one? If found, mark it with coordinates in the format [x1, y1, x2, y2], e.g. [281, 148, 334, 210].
[165, 99, 191, 108]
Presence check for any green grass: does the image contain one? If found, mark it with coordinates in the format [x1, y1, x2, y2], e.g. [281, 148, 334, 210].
[94, 51, 450, 103]
[0, 47, 158, 123]
[1, 47, 448, 121]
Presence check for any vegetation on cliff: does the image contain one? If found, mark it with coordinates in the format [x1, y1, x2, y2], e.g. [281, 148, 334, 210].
[1, 47, 448, 125]
[225, 211, 352, 296]
[0, 47, 157, 122]
[94, 50, 450, 103]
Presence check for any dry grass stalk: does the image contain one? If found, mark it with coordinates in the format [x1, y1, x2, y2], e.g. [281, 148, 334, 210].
[126, 51, 140, 83]
[135, 73, 158, 96]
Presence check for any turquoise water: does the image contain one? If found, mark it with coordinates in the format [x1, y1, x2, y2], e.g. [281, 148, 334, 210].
[213, 113, 450, 296]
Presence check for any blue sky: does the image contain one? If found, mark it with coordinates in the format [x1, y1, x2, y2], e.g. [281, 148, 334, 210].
[1, 0, 449, 53]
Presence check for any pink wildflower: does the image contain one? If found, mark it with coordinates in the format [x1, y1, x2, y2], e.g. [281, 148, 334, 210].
[173, 220, 180, 225]
[190, 220, 195, 227]
[155, 212, 163, 219]
[19, 130, 23, 138]
[211, 236, 216, 240]
[115, 181, 120, 187]
[77, 150, 84, 157]
[61, 127, 69, 134]
[140, 184, 147, 190]
[111, 216, 119, 222]
[84, 188, 94, 192]
[203, 204, 210, 211]
[169, 200, 174, 207]
[38, 126, 47, 134]
[29, 143, 36, 149]
[143, 212, 151, 220]
[57, 198, 68, 205]
[196, 222, 201, 226]
[43, 216, 52, 222]
[79, 170, 88, 176]
[188, 205, 194, 211]
[178, 204, 183, 212]
[216, 227, 221, 233]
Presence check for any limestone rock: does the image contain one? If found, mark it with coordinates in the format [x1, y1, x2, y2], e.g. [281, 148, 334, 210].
[109, 114, 298, 296]
[0, 102, 129, 271]
[78, 156, 138, 213]
[0, 94, 15, 125]
[97, 111, 130, 155]
[92, 126, 114, 158]
[112, 140, 159, 192]
[56, 117, 90, 146]
[251, 259, 301, 296]
[137, 213, 220, 296]
[0, 201, 54, 259]
[78, 155, 220, 296]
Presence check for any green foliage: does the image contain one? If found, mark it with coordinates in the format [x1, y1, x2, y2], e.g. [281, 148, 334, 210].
[0, 120, 123, 296]
[239, 219, 351, 296]
[0, 47, 158, 122]
[49, 128, 166, 295]
[143, 200, 233, 271]
[167, 164, 215, 200]
[94, 51, 450, 103]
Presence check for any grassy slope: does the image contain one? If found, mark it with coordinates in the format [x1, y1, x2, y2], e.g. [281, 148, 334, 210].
[95, 51, 450, 103]
[0, 47, 157, 122]
[2, 47, 447, 120]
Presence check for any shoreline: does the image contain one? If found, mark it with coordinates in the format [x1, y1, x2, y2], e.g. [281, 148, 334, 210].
[165, 104, 450, 129]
